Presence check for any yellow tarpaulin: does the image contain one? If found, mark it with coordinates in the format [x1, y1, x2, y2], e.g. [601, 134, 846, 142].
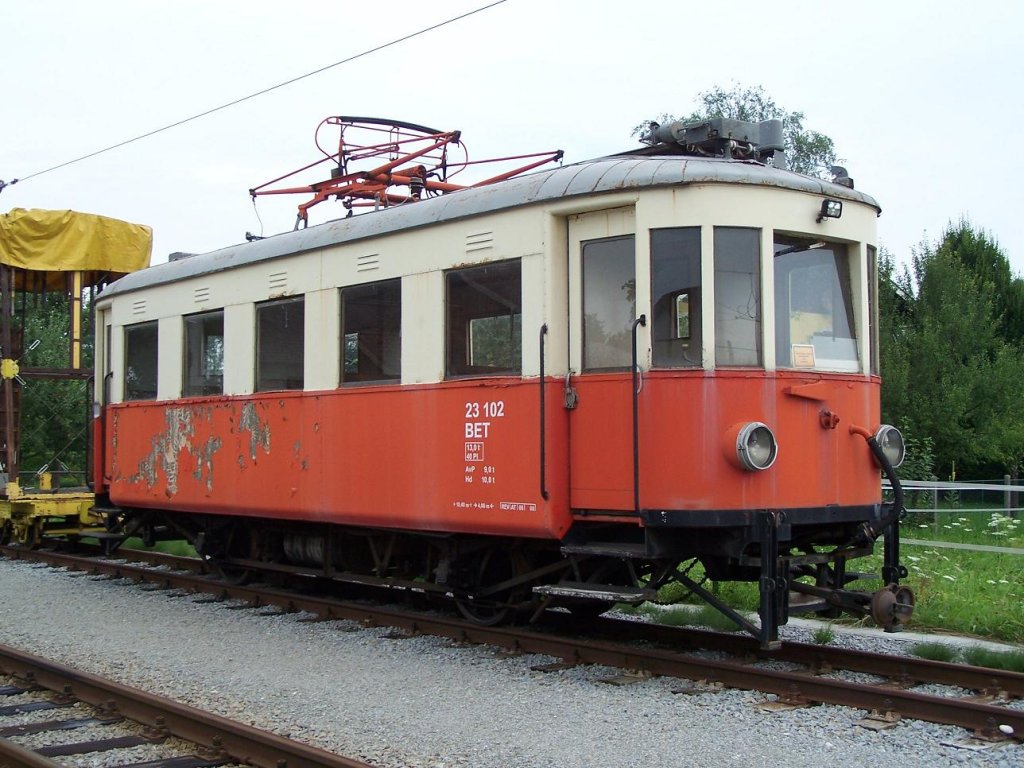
[0, 208, 151, 274]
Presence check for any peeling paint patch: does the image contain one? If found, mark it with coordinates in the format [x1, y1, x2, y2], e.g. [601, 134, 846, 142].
[192, 436, 223, 493]
[124, 406, 222, 497]
[239, 401, 272, 462]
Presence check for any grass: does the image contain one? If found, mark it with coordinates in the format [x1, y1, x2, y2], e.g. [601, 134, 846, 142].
[910, 641, 959, 663]
[911, 642, 1024, 672]
[961, 645, 1024, 672]
[120, 537, 197, 557]
[811, 624, 835, 645]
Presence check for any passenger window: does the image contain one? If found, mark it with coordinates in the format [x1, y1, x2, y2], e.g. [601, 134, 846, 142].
[341, 279, 401, 384]
[582, 235, 636, 370]
[446, 260, 521, 377]
[183, 310, 224, 396]
[714, 228, 762, 367]
[651, 228, 701, 367]
[256, 297, 304, 391]
[774, 237, 859, 372]
[124, 321, 158, 401]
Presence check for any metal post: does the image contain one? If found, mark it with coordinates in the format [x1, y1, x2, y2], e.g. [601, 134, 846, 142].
[1005, 474, 1011, 516]
[0, 264, 16, 489]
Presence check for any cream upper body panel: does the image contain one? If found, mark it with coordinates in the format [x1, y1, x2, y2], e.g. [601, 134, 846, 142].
[97, 155, 879, 401]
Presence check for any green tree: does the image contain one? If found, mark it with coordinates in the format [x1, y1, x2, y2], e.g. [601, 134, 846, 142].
[887, 230, 1024, 478]
[937, 219, 1024, 344]
[632, 83, 839, 177]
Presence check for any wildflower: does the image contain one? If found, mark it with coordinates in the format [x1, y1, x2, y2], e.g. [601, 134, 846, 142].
[906, 556, 921, 562]
[918, 524, 929, 529]
[999, 579, 1009, 584]
[942, 574, 956, 581]
[987, 579, 997, 584]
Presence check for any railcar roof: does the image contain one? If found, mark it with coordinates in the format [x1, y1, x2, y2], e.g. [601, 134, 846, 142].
[100, 154, 880, 298]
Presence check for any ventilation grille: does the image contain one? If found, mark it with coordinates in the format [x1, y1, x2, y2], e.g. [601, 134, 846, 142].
[268, 271, 288, 292]
[466, 231, 494, 253]
[131, 300, 146, 315]
[357, 253, 380, 272]
[193, 286, 210, 304]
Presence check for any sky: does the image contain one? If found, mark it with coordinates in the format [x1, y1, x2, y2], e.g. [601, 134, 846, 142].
[3, 0, 1023, 275]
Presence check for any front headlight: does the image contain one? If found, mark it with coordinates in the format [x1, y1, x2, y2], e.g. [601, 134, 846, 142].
[874, 425, 905, 468]
[736, 422, 778, 471]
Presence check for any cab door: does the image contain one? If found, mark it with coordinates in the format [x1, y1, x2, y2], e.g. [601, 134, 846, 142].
[567, 207, 638, 513]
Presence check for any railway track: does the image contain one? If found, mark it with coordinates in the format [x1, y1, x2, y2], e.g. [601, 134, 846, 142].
[2, 545, 1022, 746]
[0, 643, 372, 768]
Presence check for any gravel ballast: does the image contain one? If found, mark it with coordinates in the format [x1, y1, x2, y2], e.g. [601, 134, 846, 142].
[0, 557, 1021, 767]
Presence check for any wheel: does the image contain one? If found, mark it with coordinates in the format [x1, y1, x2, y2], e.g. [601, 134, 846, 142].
[454, 547, 530, 626]
[0, 521, 11, 545]
[210, 524, 259, 585]
[12, 520, 42, 549]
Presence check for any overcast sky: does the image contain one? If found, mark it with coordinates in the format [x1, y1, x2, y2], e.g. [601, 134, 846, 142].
[3, 1, 1022, 275]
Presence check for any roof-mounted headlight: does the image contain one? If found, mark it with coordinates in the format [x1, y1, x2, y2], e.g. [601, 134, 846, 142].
[736, 422, 778, 471]
[874, 425, 905, 468]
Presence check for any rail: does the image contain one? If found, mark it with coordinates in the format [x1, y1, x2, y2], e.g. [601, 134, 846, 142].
[0, 642, 372, 768]
[3, 546, 1022, 742]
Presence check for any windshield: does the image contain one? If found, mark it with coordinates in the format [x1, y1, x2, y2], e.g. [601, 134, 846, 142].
[774, 238, 859, 372]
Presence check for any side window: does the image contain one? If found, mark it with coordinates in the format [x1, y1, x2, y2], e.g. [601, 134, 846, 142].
[124, 321, 158, 401]
[446, 260, 521, 377]
[868, 245, 879, 375]
[651, 228, 701, 367]
[256, 297, 304, 391]
[183, 310, 224, 396]
[714, 227, 762, 367]
[341, 278, 401, 384]
[582, 235, 636, 370]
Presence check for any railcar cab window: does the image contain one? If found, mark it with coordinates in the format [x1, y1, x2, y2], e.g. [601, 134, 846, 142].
[256, 296, 304, 391]
[774, 237, 859, 372]
[651, 228, 702, 368]
[582, 235, 636, 370]
[714, 228, 762, 367]
[124, 321, 158, 400]
[183, 310, 224, 396]
[446, 260, 521, 377]
[341, 278, 401, 384]
[868, 245, 879, 375]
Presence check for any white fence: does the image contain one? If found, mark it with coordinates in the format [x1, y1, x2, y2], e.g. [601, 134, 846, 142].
[884, 478, 1024, 556]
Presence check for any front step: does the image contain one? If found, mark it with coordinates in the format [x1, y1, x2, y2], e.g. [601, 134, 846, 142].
[787, 590, 829, 614]
[559, 541, 648, 558]
[533, 581, 657, 605]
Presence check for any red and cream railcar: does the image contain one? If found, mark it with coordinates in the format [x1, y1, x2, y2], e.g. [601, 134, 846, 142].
[93, 121, 909, 647]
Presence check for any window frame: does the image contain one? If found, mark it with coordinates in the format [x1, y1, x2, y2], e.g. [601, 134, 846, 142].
[182, 310, 225, 397]
[445, 259, 522, 378]
[123, 320, 159, 401]
[340, 278, 402, 386]
[255, 296, 305, 392]
[650, 227, 702, 369]
[713, 227, 762, 368]
[581, 234, 637, 372]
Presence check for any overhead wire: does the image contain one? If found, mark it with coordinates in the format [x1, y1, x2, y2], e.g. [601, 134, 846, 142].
[4, 1, 509, 188]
